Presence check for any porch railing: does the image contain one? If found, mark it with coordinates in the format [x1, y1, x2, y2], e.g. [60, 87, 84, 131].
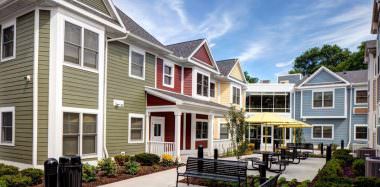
[213, 139, 233, 155]
[147, 141, 175, 157]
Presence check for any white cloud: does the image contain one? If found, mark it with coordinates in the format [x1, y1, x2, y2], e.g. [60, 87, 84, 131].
[275, 60, 293, 68]
[238, 43, 265, 63]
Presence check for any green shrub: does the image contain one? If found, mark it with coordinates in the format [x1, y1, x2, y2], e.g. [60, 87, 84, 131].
[352, 159, 365, 177]
[97, 158, 117, 177]
[277, 177, 287, 186]
[332, 149, 353, 165]
[353, 176, 380, 187]
[125, 161, 140, 175]
[297, 180, 310, 187]
[0, 179, 6, 187]
[134, 153, 160, 166]
[161, 154, 175, 167]
[331, 144, 338, 151]
[0, 175, 32, 187]
[0, 164, 19, 176]
[288, 178, 297, 187]
[82, 164, 97, 182]
[318, 159, 344, 178]
[20, 168, 43, 185]
[114, 154, 130, 166]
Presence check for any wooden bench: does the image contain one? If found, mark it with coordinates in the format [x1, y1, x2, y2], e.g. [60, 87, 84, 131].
[176, 157, 248, 187]
[259, 174, 281, 187]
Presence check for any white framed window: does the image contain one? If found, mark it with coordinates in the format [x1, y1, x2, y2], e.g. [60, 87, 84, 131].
[312, 90, 334, 108]
[354, 124, 368, 141]
[1, 19, 16, 62]
[62, 112, 97, 157]
[232, 86, 241, 105]
[64, 21, 99, 70]
[210, 82, 216, 98]
[129, 46, 145, 80]
[219, 123, 229, 139]
[128, 113, 145, 143]
[196, 121, 208, 139]
[354, 89, 368, 105]
[196, 72, 209, 97]
[311, 124, 334, 140]
[163, 61, 174, 88]
[0, 107, 15, 146]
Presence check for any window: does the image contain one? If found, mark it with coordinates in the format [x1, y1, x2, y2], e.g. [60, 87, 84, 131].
[210, 82, 215, 97]
[196, 73, 209, 97]
[154, 124, 161, 136]
[354, 124, 368, 141]
[196, 121, 208, 139]
[312, 125, 333, 139]
[246, 92, 290, 113]
[1, 21, 15, 61]
[129, 47, 145, 80]
[355, 90, 368, 104]
[128, 114, 144, 143]
[220, 123, 229, 139]
[63, 112, 97, 156]
[0, 107, 14, 145]
[64, 22, 99, 69]
[313, 91, 333, 108]
[232, 86, 241, 105]
[163, 62, 174, 87]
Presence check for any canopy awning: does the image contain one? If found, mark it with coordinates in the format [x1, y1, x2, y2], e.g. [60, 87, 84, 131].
[246, 113, 311, 128]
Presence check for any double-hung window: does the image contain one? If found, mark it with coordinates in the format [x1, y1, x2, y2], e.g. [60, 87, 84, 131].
[196, 73, 209, 97]
[232, 86, 241, 105]
[128, 114, 144, 143]
[312, 125, 333, 139]
[0, 107, 15, 145]
[355, 90, 368, 104]
[210, 82, 216, 97]
[163, 62, 174, 87]
[196, 121, 208, 139]
[1, 20, 16, 61]
[313, 91, 333, 108]
[354, 124, 368, 141]
[64, 22, 99, 69]
[129, 46, 145, 80]
[63, 112, 97, 156]
[219, 123, 229, 139]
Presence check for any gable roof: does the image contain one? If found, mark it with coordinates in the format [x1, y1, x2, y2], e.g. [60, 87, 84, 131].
[116, 7, 166, 48]
[297, 66, 349, 88]
[166, 39, 205, 58]
[217, 59, 238, 76]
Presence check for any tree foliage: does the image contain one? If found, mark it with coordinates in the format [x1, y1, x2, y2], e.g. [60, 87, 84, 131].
[224, 106, 246, 159]
[289, 43, 367, 75]
[244, 71, 259, 83]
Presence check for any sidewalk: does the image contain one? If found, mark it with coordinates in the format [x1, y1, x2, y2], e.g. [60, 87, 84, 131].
[100, 167, 204, 187]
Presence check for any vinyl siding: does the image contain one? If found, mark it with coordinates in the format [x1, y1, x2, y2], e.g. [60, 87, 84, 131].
[106, 41, 155, 156]
[220, 82, 230, 106]
[230, 65, 245, 82]
[77, 0, 110, 15]
[37, 10, 50, 164]
[0, 11, 35, 164]
[305, 69, 342, 85]
[302, 118, 349, 146]
[210, 81, 219, 103]
[62, 66, 99, 109]
[301, 88, 346, 117]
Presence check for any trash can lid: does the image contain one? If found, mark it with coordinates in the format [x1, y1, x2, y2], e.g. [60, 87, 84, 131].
[44, 158, 58, 166]
[70, 155, 81, 165]
[59, 156, 71, 165]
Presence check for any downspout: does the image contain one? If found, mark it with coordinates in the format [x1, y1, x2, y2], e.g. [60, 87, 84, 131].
[347, 84, 353, 149]
[103, 33, 130, 158]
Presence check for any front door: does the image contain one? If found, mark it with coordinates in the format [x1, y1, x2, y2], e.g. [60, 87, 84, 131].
[261, 125, 273, 151]
[151, 117, 165, 142]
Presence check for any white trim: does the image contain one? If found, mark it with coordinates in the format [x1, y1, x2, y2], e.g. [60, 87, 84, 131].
[181, 66, 184, 94]
[210, 80, 216, 98]
[128, 113, 145, 144]
[276, 73, 302, 84]
[231, 84, 242, 107]
[150, 116, 165, 142]
[227, 60, 247, 83]
[128, 45, 146, 80]
[187, 39, 220, 73]
[0, 106, 16, 146]
[354, 124, 368, 141]
[311, 89, 335, 109]
[0, 18, 16, 62]
[195, 119, 208, 140]
[162, 59, 175, 88]
[32, 9, 40, 167]
[311, 124, 334, 140]
[193, 69, 211, 100]
[218, 122, 230, 140]
[354, 88, 368, 105]
[296, 66, 349, 88]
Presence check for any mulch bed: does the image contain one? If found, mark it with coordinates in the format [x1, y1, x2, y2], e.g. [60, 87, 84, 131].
[33, 165, 177, 187]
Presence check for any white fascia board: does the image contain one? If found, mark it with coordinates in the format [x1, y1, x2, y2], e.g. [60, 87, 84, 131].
[297, 66, 350, 88]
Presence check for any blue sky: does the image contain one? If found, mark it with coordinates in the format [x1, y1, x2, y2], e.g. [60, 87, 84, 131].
[114, 0, 374, 81]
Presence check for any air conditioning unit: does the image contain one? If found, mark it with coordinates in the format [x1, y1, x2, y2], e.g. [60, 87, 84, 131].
[365, 157, 380, 177]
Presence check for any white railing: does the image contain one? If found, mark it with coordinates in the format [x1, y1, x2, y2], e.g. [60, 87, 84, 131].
[213, 139, 233, 155]
[351, 143, 369, 152]
[147, 141, 175, 157]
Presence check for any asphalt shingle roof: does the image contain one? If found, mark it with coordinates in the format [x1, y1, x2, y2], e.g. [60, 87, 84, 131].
[165, 39, 204, 58]
[295, 69, 368, 86]
[116, 8, 165, 48]
[216, 59, 238, 76]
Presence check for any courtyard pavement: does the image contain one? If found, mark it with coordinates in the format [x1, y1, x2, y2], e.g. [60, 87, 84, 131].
[101, 155, 325, 187]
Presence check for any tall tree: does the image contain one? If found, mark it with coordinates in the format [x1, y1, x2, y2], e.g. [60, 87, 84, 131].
[244, 71, 259, 83]
[289, 44, 366, 75]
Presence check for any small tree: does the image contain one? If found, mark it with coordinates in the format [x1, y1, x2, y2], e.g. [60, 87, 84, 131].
[224, 106, 247, 159]
[294, 128, 304, 144]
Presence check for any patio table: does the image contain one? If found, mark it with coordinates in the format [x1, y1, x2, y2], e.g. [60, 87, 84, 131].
[241, 157, 262, 170]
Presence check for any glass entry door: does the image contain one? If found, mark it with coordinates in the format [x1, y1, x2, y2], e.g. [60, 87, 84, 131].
[261, 125, 273, 151]
[248, 125, 261, 150]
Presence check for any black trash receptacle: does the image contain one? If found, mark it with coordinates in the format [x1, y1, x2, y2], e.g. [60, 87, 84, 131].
[44, 158, 58, 187]
[58, 156, 82, 187]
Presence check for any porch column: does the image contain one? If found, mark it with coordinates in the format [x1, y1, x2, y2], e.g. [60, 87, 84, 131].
[191, 113, 196, 150]
[145, 112, 151, 153]
[208, 114, 214, 156]
[174, 111, 182, 161]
